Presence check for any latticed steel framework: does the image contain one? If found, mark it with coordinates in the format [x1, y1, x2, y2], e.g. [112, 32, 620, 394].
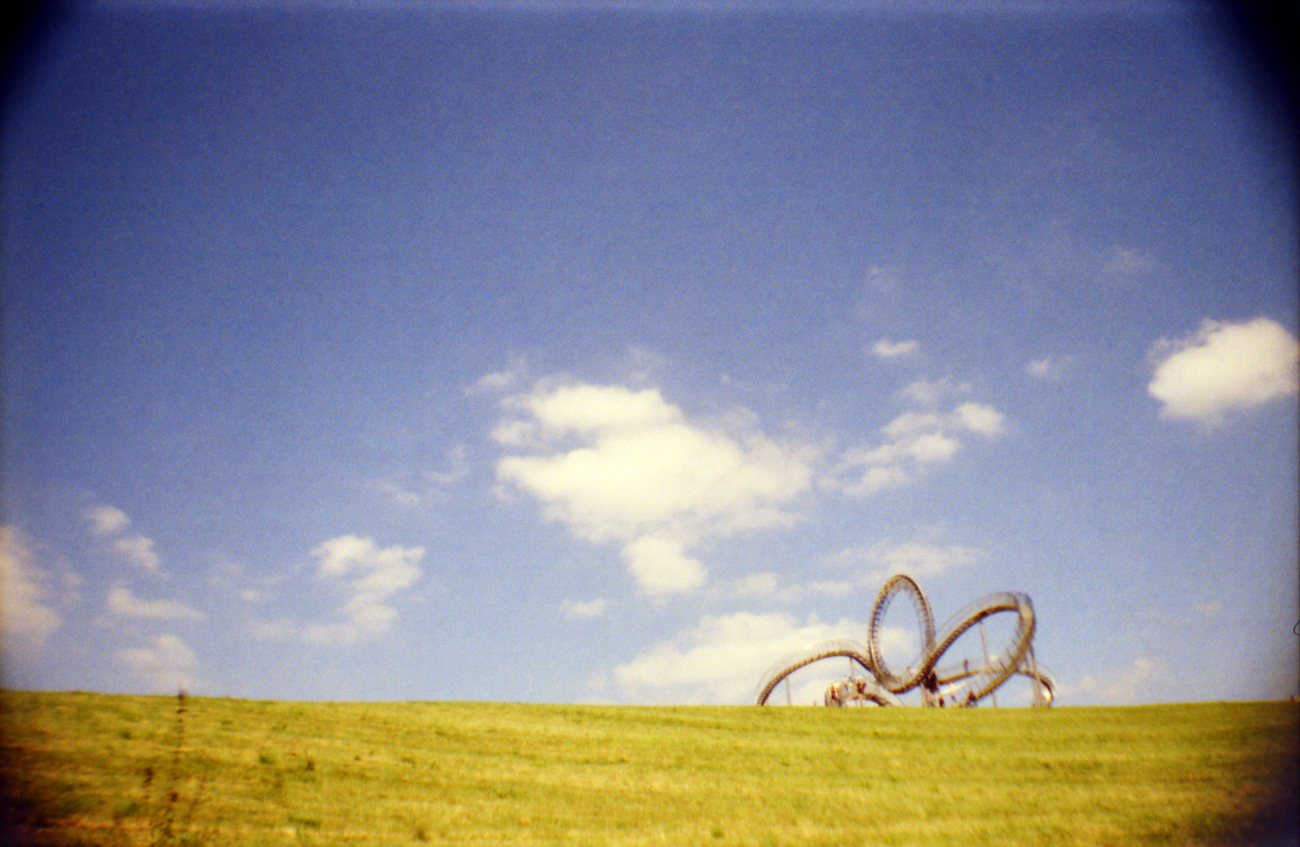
[755, 574, 1055, 707]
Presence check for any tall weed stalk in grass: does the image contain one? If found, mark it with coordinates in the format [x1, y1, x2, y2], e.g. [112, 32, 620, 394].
[140, 690, 210, 847]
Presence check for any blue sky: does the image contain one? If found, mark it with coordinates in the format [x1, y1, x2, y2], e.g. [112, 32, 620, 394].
[2, 1, 1296, 706]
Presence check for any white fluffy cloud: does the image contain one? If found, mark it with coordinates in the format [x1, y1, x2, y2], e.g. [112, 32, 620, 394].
[611, 612, 867, 704]
[835, 402, 1006, 495]
[951, 402, 1006, 436]
[302, 535, 424, 645]
[1148, 317, 1299, 426]
[84, 505, 161, 571]
[493, 381, 814, 595]
[0, 526, 62, 647]
[115, 634, 200, 694]
[106, 584, 205, 621]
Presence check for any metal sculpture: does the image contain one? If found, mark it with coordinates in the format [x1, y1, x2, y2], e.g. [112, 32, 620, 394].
[755, 574, 1055, 707]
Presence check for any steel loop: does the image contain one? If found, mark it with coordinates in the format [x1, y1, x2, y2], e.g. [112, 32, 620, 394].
[755, 575, 1055, 707]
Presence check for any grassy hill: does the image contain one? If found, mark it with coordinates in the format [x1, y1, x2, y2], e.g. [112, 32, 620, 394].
[1, 690, 1296, 846]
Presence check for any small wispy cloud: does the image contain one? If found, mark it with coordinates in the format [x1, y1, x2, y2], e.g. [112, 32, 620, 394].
[822, 539, 983, 586]
[106, 584, 205, 621]
[1192, 600, 1221, 617]
[84, 505, 161, 572]
[896, 377, 971, 406]
[870, 338, 921, 359]
[833, 402, 1007, 495]
[111, 536, 162, 572]
[561, 598, 607, 620]
[728, 571, 784, 600]
[370, 446, 471, 508]
[207, 557, 279, 605]
[720, 571, 852, 604]
[1067, 657, 1165, 705]
[116, 634, 201, 694]
[469, 353, 530, 395]
[1100, 245, 1156, 278]
[1025, 355, 1074, 381]
[864, 265, 901, 294]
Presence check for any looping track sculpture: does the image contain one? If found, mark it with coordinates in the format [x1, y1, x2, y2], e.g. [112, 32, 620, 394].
[756, 574, 1055, 707]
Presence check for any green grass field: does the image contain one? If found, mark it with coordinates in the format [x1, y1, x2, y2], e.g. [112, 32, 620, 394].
[1, 691, 1295, 846]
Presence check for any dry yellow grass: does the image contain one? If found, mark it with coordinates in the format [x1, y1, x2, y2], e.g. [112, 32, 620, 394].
[2, 691, 1296, 846]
